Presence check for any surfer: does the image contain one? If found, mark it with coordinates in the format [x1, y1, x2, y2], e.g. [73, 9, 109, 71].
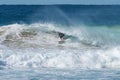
[58, 32, 65, 44]
[58, 32, 65, 40]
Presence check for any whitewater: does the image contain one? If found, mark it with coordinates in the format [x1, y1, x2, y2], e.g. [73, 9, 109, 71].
[0, 23, 120, 69]
[0, 5, 120, 80]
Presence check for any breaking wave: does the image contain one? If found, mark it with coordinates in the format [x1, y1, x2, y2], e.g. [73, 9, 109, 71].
[0, 23, 120, 69]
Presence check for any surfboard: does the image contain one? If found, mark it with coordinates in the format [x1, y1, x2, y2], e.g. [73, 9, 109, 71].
[58, 40, 65, 44]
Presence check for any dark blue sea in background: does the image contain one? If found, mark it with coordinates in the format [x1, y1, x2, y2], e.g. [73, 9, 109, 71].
[0, 5, 120, 80]
[0, 5, 120, 26]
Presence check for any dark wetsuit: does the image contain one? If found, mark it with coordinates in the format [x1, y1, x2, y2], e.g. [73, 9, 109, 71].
[58, 32, 65, 39]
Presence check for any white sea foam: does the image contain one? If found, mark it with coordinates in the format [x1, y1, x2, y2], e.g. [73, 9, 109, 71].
[0, 23, 120, 69]
[0, 46, 120, 69]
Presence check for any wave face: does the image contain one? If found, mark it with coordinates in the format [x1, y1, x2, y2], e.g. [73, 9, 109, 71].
[0, 5, 120, 69]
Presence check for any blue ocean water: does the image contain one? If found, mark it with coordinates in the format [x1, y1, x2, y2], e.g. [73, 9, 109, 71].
[0, 5, 120, 80]
[1, 5, 120, 26]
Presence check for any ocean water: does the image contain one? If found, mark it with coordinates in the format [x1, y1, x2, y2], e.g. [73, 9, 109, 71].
[0, 5, 120, 80]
